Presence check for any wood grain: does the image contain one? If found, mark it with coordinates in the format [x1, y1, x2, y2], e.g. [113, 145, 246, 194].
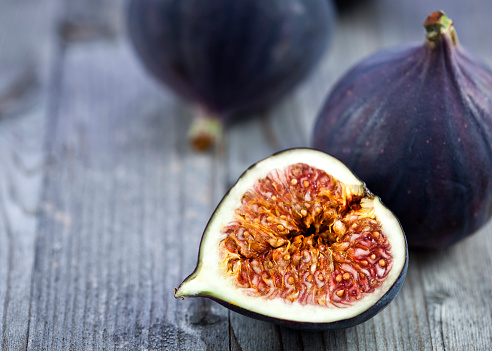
[0, 0, 491, 350]
[0, 0, 61, 349]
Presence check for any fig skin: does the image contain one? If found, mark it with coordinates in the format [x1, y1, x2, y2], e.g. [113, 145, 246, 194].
[313, 11, 492, 249]
[175, 148, 408, 330]
[127, 0, 335, 149]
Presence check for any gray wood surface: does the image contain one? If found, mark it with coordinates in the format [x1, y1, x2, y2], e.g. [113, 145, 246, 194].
[1, 0, 492, 350]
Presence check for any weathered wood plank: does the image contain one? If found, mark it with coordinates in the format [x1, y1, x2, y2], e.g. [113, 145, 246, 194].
[0, 1, 60, 350]
[25, 1, 230, 349]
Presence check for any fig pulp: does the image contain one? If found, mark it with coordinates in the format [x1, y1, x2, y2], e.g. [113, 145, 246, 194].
[175, 149, 408, 330]
[313, 11, 492, 249]
[127, 0, 334, 150]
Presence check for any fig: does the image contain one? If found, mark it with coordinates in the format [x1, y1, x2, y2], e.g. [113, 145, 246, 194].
[127, 0, 335, 150]
[175, 149, 408, 330]
[313, 11, 492, 249]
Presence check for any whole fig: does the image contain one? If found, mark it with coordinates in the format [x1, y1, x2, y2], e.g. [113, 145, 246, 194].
[127, 0, 335, 150]
[313, 11, 492, 249]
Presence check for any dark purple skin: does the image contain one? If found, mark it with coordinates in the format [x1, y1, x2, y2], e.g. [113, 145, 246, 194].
[127, 0, 334, 121]
[313, 23, 492, 249]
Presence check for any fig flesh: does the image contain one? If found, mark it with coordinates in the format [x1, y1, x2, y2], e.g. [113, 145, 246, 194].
[175, 149, 408, 330]
[127, 0, 334, 150]
[313, 11, 492, 249]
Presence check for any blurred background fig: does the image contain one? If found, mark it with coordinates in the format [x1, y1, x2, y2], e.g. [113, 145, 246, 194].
[313, 11, 492, 249]
[127, 0, 335, 150]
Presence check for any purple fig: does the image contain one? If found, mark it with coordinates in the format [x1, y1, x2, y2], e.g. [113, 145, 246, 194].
[313, 11, 492, 249]
[127, 0, 335, 150]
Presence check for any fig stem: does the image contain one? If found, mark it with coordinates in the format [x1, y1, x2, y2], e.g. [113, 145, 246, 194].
[188, 109, 224, 152]
[424, 11, 458, 48]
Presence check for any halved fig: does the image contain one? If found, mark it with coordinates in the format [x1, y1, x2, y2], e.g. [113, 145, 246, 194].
[175, 149, 408, 330]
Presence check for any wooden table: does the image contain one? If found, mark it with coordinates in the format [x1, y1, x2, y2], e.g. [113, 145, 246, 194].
[1, 0, 492, 350]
